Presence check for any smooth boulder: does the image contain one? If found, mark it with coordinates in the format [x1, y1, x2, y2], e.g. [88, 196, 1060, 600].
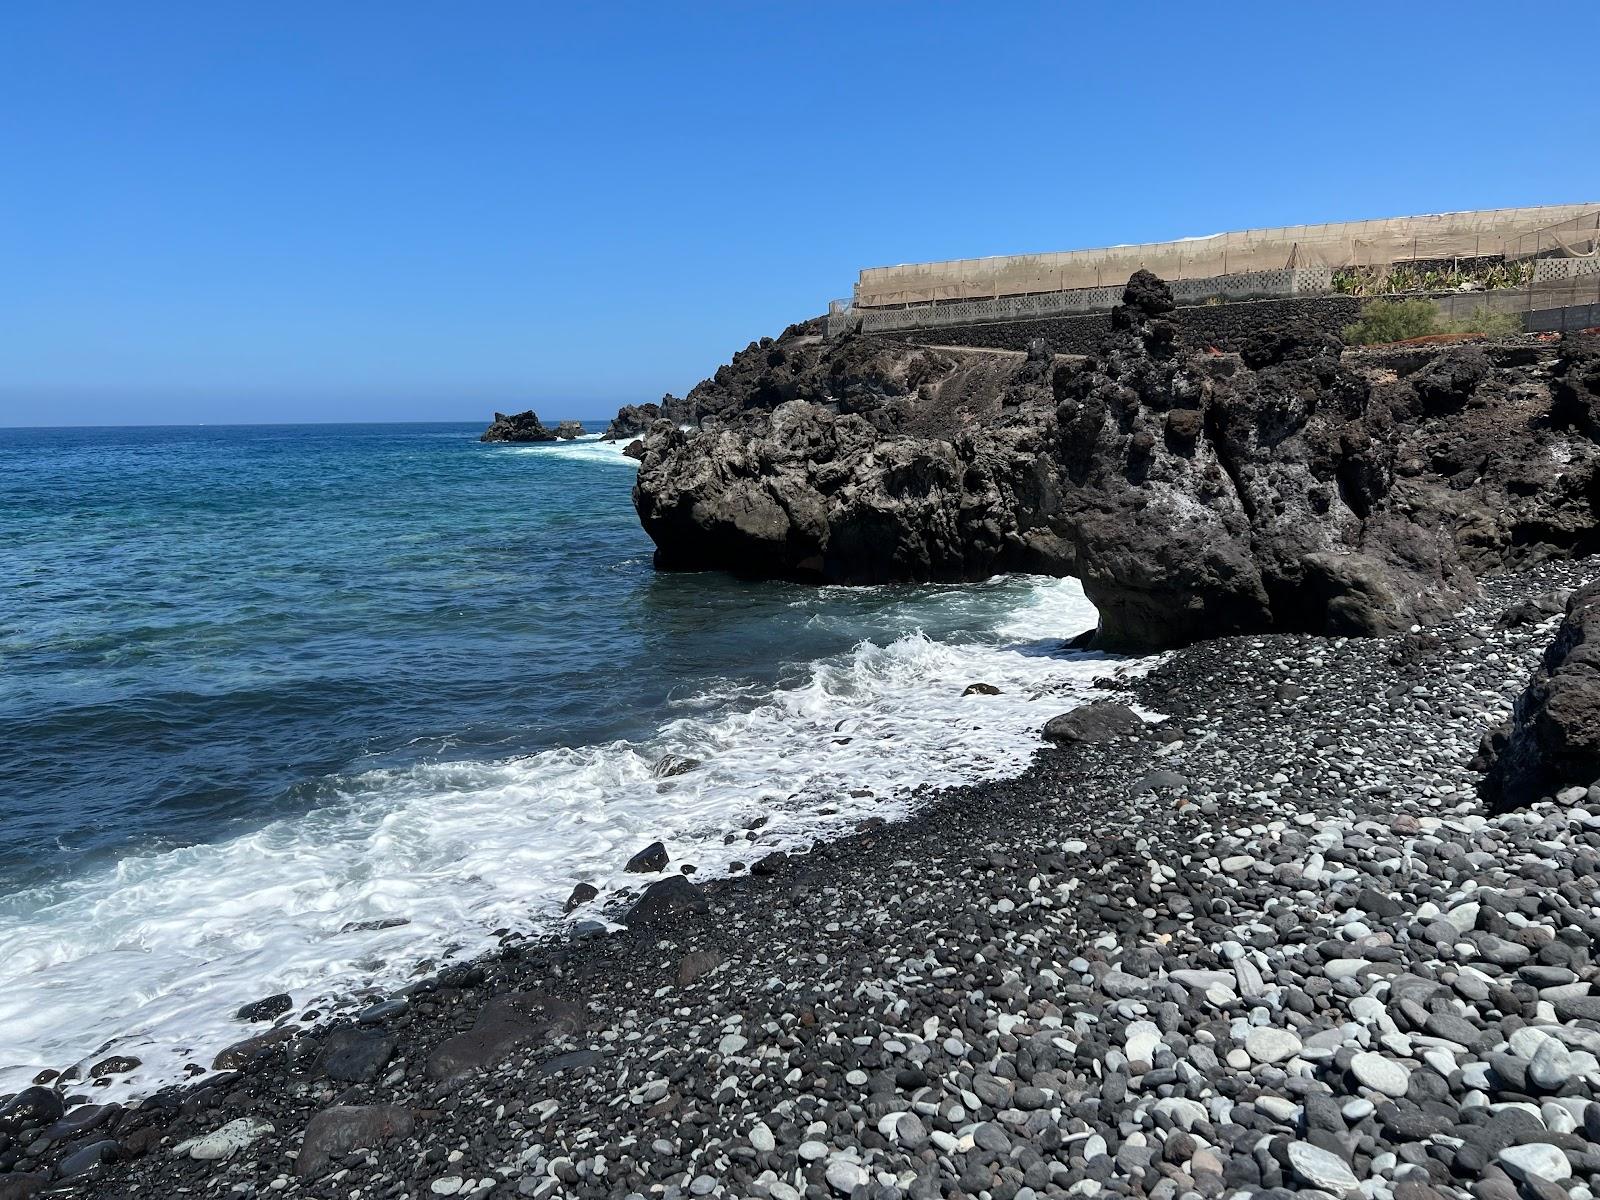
[296, 1105, 415, 1178]
[1043, 702, 1145, 745]
[623, 875, 707, 928]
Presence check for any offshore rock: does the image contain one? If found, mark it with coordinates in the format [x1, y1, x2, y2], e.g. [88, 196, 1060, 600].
[633, 277, 1600, 650]
[480, 410, 560, 443]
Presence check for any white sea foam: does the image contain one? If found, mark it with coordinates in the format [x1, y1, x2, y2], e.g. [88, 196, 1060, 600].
[507, 432, 641, 466]
[0, 576, 1123, 1098]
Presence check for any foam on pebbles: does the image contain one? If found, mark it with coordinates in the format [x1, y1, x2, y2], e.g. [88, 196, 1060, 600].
[16, 559, 1600, 1200]
[170, 1117, 273, 1162]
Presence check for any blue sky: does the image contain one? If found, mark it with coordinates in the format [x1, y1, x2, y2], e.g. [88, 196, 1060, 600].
[3, 2, 1598, 427]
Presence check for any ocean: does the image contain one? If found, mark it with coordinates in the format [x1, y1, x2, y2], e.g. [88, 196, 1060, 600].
[0, 421, 1109, 1097]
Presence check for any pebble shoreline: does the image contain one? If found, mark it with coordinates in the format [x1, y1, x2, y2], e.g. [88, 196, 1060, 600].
[4, 557, 1600, 1200]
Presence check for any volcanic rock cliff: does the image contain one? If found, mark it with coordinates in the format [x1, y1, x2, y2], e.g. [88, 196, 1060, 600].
[1477, 581, 1600, 807]
[630, 274, 1600, 649]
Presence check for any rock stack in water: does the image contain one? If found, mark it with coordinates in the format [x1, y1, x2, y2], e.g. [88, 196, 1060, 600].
[479, 411, 584, 443]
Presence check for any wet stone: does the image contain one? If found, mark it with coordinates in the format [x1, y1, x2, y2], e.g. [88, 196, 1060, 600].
[234, 993, 293, 1022]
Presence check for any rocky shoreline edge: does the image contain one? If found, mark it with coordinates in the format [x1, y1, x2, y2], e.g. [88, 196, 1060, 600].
[4, 557, 1599, 1200]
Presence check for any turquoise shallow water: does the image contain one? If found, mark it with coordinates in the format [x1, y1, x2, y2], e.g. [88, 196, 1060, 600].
[0, 421, 1106, 1093]
[2, 422, 657, 889]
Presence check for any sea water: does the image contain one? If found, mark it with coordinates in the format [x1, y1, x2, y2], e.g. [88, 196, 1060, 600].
[0, 422, 1115, 1097]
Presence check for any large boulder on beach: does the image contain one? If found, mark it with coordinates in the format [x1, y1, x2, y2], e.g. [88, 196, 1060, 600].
[296, 1105, 415, 1178]
[1043, 702, 1146, 745]
[314, 1027, 396, 1083]
[0, 1086, 64, 1129]
[424, 993, 585, 1081]
[630, 276, 1600, 649]
[623, 875, 707, 927]
[235, 993, 291, 1022]
[624, 840, 669, 872]
[1476, 581, 1600, 806]
[212, 1025, 295, 1070]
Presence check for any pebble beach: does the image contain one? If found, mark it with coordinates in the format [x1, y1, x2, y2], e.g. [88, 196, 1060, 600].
[7, 557, 1598, 1200]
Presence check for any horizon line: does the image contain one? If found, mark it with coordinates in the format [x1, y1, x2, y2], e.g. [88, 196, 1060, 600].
[0, 416, 611, 432]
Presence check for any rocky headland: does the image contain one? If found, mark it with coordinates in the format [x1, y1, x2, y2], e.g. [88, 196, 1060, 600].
[630, 274, 1600, 650]
[603, 400, 675, 442]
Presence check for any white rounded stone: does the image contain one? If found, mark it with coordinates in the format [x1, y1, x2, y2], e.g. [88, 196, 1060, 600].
[1350, 1051, 1410, 1097]
[1125, 1020, 1163, 1064]
[1287, 1141, 1360, 1195]
[826, 1159, 867, 1195]
[1499, 1142, 1572, 1183]
[1245, 1027, 1302, 1064]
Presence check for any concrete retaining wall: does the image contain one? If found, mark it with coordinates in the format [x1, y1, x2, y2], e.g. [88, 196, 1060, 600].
[833, 266, 1333, 339]
[877, 295, 1363, 356]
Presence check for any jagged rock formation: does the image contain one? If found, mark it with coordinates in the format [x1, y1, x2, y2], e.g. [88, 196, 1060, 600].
[630, 275, 1600, 649]
[479, 410, 583, 443]
[1476, 582, 1600, 807]
[602, 402, 662, 441]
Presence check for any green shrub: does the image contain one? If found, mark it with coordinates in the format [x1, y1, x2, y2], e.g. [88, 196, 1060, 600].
[1343, 298, 1526, 345]
[1437, 307, 1525, 337]
[1343, 299, 1441, 345]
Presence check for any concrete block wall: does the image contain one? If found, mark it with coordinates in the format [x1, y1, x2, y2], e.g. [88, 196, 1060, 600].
[1535, 258, 1600, 283]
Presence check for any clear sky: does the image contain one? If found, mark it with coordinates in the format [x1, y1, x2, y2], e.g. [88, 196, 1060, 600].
[3, 2, 1598, 427]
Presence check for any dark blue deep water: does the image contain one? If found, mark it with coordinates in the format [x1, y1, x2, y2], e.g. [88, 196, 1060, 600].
[0, 421, 1102, 1092]
[2, 423, 657, 889]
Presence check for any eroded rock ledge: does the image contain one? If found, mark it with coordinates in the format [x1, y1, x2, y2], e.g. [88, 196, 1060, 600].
[630, 274, 1600, 649]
